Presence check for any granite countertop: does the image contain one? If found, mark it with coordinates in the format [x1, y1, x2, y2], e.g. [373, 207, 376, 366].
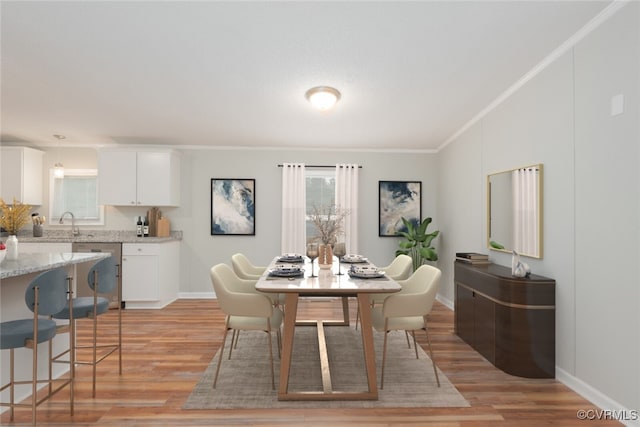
[0, 252, 111, 279]
[11, 230, 182, 244]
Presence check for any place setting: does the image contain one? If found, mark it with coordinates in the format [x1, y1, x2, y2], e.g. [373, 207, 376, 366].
[267, 263, 305, 279]
[347, 264, 387, 279]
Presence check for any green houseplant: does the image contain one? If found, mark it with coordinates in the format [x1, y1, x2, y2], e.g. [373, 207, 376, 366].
[395, 217, 439, 272]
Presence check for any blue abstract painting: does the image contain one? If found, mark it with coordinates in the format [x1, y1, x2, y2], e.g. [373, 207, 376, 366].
[211, 179, 255, 235]
[378, 181, 421, 236]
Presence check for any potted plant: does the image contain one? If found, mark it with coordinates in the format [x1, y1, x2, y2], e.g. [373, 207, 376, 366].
[0, 198, 32, 260]
[395, 217, 439, 272]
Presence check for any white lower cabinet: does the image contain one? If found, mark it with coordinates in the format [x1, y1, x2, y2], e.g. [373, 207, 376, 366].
[122, 241, 179, 309]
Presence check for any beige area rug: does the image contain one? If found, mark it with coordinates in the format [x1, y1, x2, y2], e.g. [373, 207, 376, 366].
[183, 325, 469, 409]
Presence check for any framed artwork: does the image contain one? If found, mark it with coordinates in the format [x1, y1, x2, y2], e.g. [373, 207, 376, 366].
[378, 181, 422, 237]
[210, 179, 255, 235]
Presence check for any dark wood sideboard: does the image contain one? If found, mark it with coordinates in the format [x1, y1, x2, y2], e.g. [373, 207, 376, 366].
[454, 260, 555, 378]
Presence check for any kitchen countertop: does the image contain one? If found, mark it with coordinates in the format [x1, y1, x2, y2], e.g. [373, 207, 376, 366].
[0, 252, 111, 279]
[11, 229, 182, 244]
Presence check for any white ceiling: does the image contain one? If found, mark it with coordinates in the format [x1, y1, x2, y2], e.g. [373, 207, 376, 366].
[1, 1, 612, 152]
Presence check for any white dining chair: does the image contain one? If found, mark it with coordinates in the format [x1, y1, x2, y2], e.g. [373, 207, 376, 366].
[209, 263, 282, 389]
[371, 264, 442, 389]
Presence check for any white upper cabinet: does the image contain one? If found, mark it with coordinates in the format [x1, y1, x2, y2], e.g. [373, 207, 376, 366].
[0, 146, 44, 205]
[98, 149, 180, 206]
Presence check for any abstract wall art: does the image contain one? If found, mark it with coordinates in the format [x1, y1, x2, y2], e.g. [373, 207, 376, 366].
[211, 178, 255, 235]
[378, 180, 422, 237]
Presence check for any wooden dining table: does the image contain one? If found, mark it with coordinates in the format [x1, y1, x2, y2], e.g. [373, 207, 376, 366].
[255, 256, 401, 401]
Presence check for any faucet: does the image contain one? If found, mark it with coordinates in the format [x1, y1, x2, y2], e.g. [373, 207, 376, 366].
[59, 211, 80, 236]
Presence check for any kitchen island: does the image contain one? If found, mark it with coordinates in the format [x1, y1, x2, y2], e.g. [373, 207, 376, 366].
[0, 252, 111, 412]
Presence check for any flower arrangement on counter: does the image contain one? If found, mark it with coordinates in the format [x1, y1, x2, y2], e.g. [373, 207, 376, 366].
[0, 198, 32, 235]
[309, 204, 349, 245]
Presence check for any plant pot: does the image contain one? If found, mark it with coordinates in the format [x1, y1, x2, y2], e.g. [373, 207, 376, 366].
[318, 244, 333, 270]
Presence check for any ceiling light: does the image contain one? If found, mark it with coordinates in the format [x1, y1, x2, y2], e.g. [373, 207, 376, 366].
[53, 134, 65, 178]
[305, 86, 341, 111]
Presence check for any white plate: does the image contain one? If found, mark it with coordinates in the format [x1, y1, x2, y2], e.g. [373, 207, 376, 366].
[342, 254, 367, 263]
[348, 270, 385, 279]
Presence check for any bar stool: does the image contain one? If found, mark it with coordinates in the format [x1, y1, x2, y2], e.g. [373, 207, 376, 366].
[0, 267, 74, 426]
[52, 256, 121, 398]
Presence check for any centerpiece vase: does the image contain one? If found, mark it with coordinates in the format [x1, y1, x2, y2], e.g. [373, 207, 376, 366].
[6, 235, 18, 260]
[318, 244, 333, 270]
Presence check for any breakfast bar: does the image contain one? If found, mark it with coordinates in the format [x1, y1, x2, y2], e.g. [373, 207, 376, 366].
[0, 252, 111, 407]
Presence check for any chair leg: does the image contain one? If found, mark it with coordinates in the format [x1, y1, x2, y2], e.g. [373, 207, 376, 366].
[423, 325, 440, 387]
[411, 331, 419, 359]
[92, 305, 98, 398]
[380, 320, 389, 390]
[10, 348, 15, 421]
[228, 330, 238, 360]
[267, 323, 275, 390]
[213, 324, 231, 389]
[405, 331, 411, 349]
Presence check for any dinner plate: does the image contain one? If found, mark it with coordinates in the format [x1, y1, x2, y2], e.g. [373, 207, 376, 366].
[268, 268, 304, 277]
[341, 255, 367, 263]
[348, 270, 385, 279]
[278, 254, 304, 262]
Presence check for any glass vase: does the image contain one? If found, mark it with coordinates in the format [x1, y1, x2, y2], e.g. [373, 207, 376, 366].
[6, 235, 18, 260]
[318, 244, 333, 270]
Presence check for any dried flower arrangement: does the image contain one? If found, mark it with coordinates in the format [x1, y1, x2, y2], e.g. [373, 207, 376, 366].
[309, 204, 349, 245]
[0, 198, 32, 235]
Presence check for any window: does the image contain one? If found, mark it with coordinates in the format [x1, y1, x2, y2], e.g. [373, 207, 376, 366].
[305, 169, 335, 241]
[49, 169, 104, 225]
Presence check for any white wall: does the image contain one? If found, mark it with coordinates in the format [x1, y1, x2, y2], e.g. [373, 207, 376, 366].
[178, 149, 438, 294]
[437, 2, 639, 418]
[35, 146, 438, 294]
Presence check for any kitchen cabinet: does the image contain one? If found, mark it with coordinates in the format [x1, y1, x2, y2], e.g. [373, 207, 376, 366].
[122, 241, 179, 309]
[454, 260, 555, 378]
[0, 146, 44, 205]
[98, 149, 180, 206]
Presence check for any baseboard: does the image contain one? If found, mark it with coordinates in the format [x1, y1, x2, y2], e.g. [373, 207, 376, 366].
[436, 293, 454, 310]
[178, 292, 216, 299]
[556, 367, 640, 426]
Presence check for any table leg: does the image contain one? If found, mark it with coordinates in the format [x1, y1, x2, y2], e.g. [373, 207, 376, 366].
[279, 293, 299, 397]
[357, 293, 378, 397]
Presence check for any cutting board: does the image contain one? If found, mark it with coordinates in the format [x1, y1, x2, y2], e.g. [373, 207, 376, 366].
[157, 218, 170, 237]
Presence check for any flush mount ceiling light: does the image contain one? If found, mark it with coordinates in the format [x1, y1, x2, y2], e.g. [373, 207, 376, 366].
[305, 86, 341, 111]
[53, 134, 65, 178]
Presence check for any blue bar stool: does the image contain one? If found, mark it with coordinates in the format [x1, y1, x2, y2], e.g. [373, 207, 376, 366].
[52, 256, 121, 398]
[0, 267, 74, 426]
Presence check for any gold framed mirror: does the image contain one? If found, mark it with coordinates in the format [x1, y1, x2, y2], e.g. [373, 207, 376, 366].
[487, 164, 543, 258]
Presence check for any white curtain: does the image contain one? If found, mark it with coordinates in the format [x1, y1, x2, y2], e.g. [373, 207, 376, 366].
[335, 163, 359, 254]
[281, 163, 306, 254]
[512, 167, 539, 255]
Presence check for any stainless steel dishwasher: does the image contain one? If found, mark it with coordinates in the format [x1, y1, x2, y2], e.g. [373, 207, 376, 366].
[72, 242, 122, 309]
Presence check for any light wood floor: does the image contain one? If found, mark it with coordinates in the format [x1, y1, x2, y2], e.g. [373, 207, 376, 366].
[2, 298, 620, 426]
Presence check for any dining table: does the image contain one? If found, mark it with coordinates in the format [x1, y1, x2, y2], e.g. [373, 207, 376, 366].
[255, 255, 401, 401]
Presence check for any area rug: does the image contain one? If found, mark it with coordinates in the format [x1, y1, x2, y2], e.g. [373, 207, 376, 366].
[183, 325, 469, 409]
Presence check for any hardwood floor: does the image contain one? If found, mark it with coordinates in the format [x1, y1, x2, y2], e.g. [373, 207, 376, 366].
[2, 298, 620, 426]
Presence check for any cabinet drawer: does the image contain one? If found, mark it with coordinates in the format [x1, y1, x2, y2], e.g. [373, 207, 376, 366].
[123, 243, 160, 256]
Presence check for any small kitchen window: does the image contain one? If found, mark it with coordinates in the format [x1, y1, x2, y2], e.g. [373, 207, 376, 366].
[49, 169, 105, 225]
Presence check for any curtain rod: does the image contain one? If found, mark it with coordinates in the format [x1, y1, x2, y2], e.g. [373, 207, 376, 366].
[277, 164, 362, 169]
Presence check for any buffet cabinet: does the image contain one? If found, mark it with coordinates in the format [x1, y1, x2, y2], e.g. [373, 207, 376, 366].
[454, 260, 555, 378]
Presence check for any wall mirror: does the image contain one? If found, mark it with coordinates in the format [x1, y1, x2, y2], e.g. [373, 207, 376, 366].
[487, 164, 543, 258]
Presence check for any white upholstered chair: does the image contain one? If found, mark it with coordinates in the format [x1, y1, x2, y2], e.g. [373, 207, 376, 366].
[355, 254, 413, 329]
[371, 264, 442, 389]
[231, 253, 267, 280]
[209, 263, 282, 389]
